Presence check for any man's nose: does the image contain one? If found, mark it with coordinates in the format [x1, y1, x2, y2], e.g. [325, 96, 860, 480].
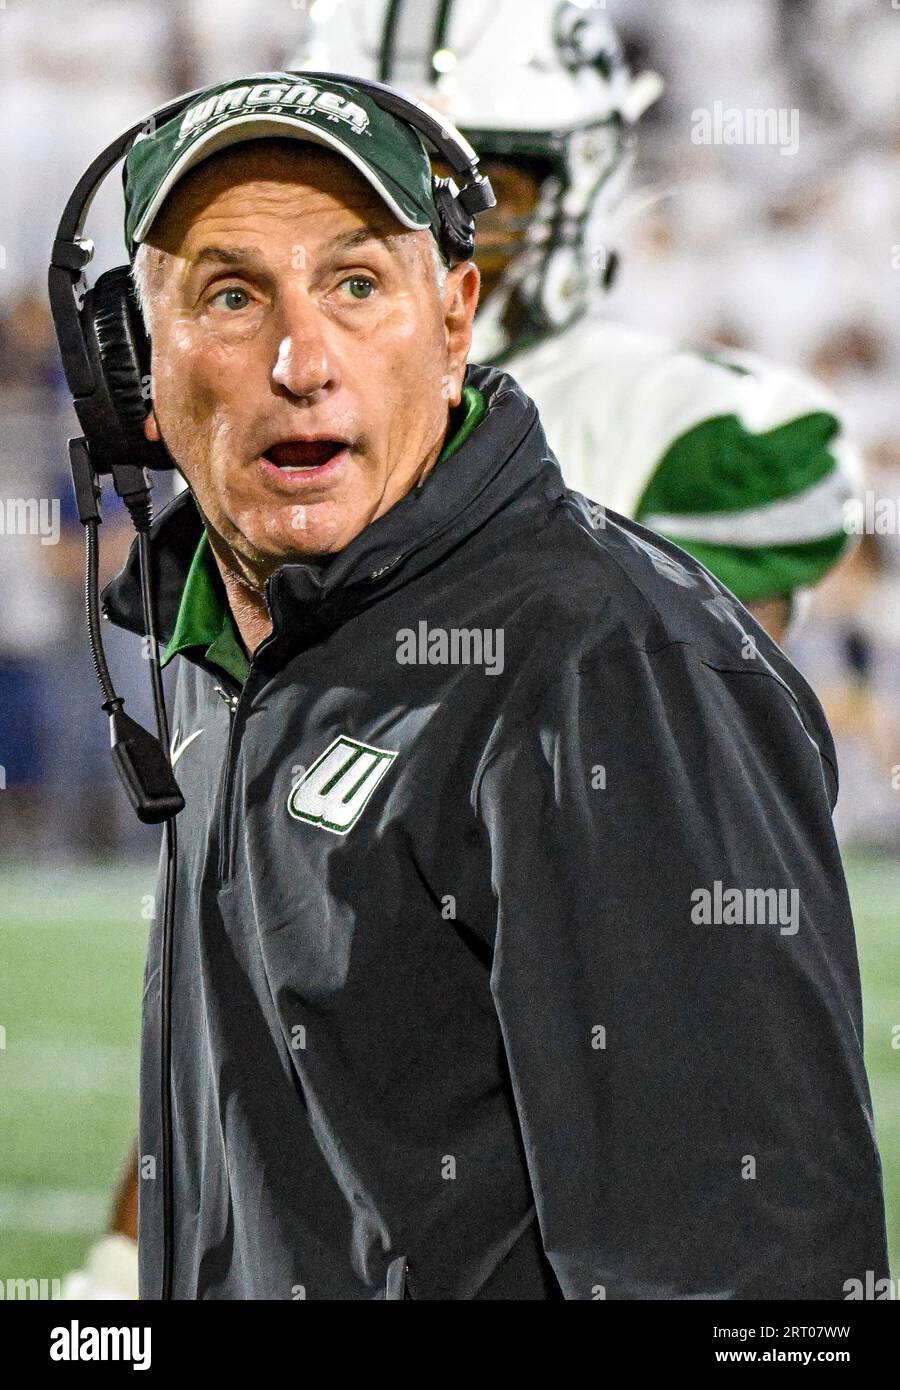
[270, 291, 341, 400]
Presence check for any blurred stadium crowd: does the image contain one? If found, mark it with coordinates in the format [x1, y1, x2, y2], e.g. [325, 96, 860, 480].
[0, 0, 898, 859]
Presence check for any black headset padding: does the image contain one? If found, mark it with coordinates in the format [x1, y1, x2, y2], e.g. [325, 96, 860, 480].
[432, 178, 476, 264]
[89, 268, 150, 430]
[80, 267, 171, 470]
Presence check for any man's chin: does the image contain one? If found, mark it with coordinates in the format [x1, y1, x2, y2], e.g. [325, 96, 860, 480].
[235, 506, 368, 571]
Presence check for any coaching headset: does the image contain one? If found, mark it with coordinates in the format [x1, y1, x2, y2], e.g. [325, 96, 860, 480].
[48, 70, 495, 1300]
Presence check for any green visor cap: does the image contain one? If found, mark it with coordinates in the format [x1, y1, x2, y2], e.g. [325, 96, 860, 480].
[123, 72, 441, 257]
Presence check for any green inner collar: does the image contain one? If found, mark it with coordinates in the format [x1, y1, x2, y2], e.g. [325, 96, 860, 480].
[162, 385, 487, 685]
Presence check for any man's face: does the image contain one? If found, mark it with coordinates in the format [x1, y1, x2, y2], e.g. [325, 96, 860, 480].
[141, 140, 479, 584]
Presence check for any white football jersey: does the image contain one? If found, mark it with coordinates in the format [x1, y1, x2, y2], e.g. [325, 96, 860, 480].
[472, 311, 860, 602]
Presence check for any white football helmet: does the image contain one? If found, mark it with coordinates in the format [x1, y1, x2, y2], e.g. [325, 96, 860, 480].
[289, 0, 662, 360]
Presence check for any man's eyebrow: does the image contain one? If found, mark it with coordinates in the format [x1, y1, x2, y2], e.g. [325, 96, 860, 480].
[186, 246, 268, 272]
[186, 229, 391, 273]
[325, 227, 393, 255]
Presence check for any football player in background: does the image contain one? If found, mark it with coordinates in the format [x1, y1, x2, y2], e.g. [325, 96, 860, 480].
[65, 0, 862, 1296]
[295, 0, 860, 649]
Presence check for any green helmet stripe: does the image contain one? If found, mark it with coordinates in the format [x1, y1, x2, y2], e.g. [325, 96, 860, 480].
[637, 411, 843, 520]
[661, 533, 850, 604]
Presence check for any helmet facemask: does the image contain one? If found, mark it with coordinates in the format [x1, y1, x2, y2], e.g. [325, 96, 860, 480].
[467, 118, 636, 364]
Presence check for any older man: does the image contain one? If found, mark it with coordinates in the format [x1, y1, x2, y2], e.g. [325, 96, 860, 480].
[101, 73, 887, 1300]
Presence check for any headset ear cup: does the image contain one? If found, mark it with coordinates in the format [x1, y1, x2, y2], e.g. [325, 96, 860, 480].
[91, 267, 151, 432]
[432, 178, 476, 265]
[79, 266, 173, 470]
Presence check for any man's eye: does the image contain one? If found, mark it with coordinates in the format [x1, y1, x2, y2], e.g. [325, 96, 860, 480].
[341, 276, 376, 301]
[210, 286, 252, 311]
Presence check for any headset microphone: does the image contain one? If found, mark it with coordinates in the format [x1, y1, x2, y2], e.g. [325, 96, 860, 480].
[49, 83, 198, 825]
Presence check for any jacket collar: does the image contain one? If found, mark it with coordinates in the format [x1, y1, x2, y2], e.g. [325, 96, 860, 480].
[102, 363, 561, 665]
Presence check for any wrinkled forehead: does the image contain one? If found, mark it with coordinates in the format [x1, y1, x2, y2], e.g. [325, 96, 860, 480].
[145, 138, 407, 252]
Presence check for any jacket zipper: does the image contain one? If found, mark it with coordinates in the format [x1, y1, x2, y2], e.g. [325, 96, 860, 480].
[214, 680, 243, 884]
[214, 578, 323, 886]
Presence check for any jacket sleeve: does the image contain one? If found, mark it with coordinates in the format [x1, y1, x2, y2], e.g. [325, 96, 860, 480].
[477, 640, 888, 1299]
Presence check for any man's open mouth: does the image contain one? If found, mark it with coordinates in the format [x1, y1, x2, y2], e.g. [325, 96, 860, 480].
[263, 440, 347, 470]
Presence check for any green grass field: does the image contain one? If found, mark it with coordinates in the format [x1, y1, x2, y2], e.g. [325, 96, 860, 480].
[0, 856, 898, 1289]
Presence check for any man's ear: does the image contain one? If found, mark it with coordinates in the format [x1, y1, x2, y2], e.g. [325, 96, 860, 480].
[143, 410, 161, 444]
[443, 259, 481, 407]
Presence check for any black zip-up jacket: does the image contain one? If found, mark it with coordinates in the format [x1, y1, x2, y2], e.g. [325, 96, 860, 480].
[105, 364, 888, 1300]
